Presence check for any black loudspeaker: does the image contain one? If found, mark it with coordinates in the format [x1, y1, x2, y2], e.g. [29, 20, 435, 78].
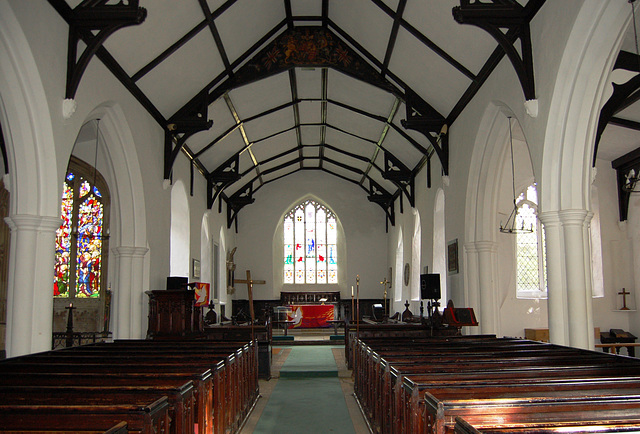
[166, 276, 189, 290]
[420, 274, 441, 300]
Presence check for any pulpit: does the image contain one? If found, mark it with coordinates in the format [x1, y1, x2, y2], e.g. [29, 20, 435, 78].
[146, 289, 203, 338]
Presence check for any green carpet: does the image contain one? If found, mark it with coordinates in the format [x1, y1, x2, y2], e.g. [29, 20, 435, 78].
[252, 346, 356, 433]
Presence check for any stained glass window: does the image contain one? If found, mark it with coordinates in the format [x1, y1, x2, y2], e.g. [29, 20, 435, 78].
[284, 200, 337, 284]
[54, 157, 110, 299]
[515, 184, 547, 298]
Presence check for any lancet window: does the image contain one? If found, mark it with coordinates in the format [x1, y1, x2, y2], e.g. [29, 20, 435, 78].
[284, 200, 337, 284]
[54, 157, 110, 299]
[515, 184, 547, 298]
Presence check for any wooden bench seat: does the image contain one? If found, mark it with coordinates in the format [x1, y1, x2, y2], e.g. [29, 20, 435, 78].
[0, 396, 170, 434]
[453, 415, 640, 433]
[0, 383, 194, 434]
[0, 340, 258, 434]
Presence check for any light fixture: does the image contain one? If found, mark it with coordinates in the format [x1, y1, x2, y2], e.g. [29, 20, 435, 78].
[500, 117, 533, 234]
[623, 168, 640, 193]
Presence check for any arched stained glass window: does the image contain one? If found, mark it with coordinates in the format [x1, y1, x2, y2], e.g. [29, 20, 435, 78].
[54, 157, 110, 299]
[516, 184, 547, 298]
[284, 200, 337, 284]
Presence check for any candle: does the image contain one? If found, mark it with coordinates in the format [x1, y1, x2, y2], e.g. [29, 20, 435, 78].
[351, 286, 354, 296]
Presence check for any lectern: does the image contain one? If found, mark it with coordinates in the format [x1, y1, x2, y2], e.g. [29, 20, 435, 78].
[146, 289, 203, 338]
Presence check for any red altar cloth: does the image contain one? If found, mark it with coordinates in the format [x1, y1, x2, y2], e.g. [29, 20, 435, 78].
[287, 305, 334, 328]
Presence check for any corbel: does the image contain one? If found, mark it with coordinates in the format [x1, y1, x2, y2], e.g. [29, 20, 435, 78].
[593, 51, 640, 166]
[612, 146, 640, 222]
[401, 89, 449, 175]
[367, 179, 395, 228]
[452, 0, 542, 105]
[227, 182, 255, 231]
[164, 92, 213, 180]
[63, 0, 146, 100]
[207, 154, 242, 209]
[382, 152, 415, 208]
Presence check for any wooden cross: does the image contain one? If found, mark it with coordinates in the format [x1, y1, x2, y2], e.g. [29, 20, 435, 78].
[234, 270, 266, 324]
[619, 288, 631, 311]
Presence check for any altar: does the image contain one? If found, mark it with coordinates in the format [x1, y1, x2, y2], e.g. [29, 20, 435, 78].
[287, 304, 335, 328]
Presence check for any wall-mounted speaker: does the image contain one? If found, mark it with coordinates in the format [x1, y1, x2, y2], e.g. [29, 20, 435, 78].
[420, 274, 441, 300]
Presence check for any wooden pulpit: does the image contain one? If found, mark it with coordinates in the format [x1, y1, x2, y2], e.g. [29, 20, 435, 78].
[146, 289, 203, 338]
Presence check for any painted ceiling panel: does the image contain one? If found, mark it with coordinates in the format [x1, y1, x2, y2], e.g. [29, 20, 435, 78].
[325, 128, 378, 158]
[215, 0, 286, 62]
[103, 0, 205, 75]
[250, 129, 298, 161]
[137, 30, 225, 117]
[300, 125, 323, 145]
[403, 0, 496, 75]
[228, 72, 292, 119]
[327, 104, 384, 142]
[295, 68, 324, 100]
[243, 109, 295, 142]
[327, 69, 397, 118]
[330, 0, 393, 62]
[298, 100, 324, 125]
[389, 27, 470, 116]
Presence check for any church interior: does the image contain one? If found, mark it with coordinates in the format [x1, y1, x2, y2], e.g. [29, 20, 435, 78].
[2, 0, 640, 432]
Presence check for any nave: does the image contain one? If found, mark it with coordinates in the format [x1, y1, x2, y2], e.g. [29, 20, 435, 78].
[241, 343, 368, 433]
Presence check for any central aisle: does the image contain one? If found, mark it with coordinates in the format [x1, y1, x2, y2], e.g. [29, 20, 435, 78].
[241, 345, 368, 433]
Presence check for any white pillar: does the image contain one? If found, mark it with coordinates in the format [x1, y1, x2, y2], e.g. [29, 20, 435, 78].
[583, 212, 595, 348]
[463, 242, 480, 335]
[112, 246, 149, 339]
[560, 209, 592, 350]
[4, 215, 59, 357]
[477, 241, 499, 335]
[539, 211, 569, 345]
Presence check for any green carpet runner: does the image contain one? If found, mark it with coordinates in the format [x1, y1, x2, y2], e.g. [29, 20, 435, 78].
[252, 346, 356, 433]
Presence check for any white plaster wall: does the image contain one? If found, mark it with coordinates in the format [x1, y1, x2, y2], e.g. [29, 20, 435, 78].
[4, 1, 236, 338]
[232, 170, 387, 302]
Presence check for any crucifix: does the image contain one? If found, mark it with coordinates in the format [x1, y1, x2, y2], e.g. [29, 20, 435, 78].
[619, 288, 631, 311]
[380, 277, 389, 317]
[234, 270, 266, 341]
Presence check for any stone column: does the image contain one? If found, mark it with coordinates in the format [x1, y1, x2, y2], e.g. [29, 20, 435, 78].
[463, 242, 480, 319]
[560, 209, 592, 349]
[477, 241, 499, 335]
[539, 211, 568, 345]
[112, 246, 148, 339]
[4, 215, 59, 357]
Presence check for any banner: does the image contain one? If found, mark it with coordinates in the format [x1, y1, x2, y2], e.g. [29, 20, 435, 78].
[192, 282, 210, 307]
[287, 304, 334, 328]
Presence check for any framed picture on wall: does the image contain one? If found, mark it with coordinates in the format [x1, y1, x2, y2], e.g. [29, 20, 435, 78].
[192, 258, 201, 279]
[447, 239, 458, 275]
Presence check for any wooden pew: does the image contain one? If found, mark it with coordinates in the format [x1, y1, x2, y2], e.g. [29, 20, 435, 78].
[0, 396, 170, 434]
[0, 383, 194, 434]
[352, 336, 640, 434]
[0, 339, 258, 434]
[453, 416, 640, 433]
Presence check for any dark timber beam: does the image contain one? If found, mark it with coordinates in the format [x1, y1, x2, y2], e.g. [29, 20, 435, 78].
[612, 146, 640, 221]
[164, 92, 213, 180]
[593, 51, 640, 166]
[51, 0, 147, 100]
[452, 0, 545, 103]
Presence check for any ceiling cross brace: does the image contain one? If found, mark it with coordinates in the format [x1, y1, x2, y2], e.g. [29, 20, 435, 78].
[58, 0, 147, 100]
[164, 92, 213, 180]
[382, 152, 415, 208]
[452, 0, 543, 103]
[593, 50, 640, 166]
[611, 146, 640, 221]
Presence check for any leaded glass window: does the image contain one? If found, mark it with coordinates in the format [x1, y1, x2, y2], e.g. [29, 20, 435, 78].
[284, 200, 337, 284]
[515, 184, 547, 298]
[54, 157, 110, 299]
